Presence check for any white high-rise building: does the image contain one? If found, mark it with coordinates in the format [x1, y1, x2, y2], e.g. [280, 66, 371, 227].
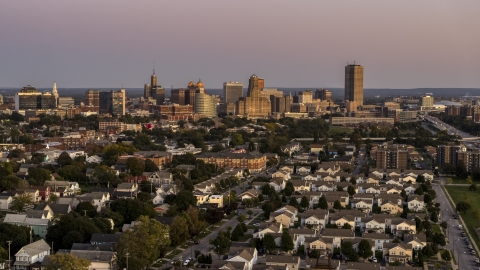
[52, 81, 59, 107]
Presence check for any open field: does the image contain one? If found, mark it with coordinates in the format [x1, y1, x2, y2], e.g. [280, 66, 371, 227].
[444, 185, 480, 251]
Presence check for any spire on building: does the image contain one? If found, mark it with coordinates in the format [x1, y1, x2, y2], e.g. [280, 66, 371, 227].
[52, 81, 58, 97]
[153, 61, 155, 75]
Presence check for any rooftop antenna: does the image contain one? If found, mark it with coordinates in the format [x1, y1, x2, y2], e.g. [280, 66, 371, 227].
[153, 61, 155, 75]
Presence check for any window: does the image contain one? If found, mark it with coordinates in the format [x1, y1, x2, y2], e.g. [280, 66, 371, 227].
[391, 251, 396, 255]
[400, 251, 404, 256]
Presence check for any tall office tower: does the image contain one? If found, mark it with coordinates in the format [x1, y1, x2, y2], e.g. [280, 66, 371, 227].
[315, 89, 332, 101]
[99, 90, 126, 116]
[345, 63, 364, 106]
[0, 94, 3, 105]
[223, 81, 243, 104]
[419, 95, 434, 108]
[15, 85, 57, 111]
[170, 89, 185, 105]
[236, 74, 271, 118]
[144, 84, 151, 99]
[84, 89, 100, 107]
[285, 94, 293, 112]
[144, 68, 165, 105]
[52, 81, 59, 107]
[298, 90, 313, 103]
[195, 92, 217, 118]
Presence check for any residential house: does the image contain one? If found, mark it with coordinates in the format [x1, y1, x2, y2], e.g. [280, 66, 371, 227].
[13, 239, 50, 270]
[34, 203, 71, 216]
[407, 195, 425, 212]
[227, 247, 258, 270]
[363, 217, 386, 234]
[279, 166, 294, 175]
[330, 215, 355, 229]
[69, 250, 117, 270]
[211, 261, 248, 270]
[29, 186, 50, 201]
[237, 189, 261, 201]
[116, 183, 138, 193]
[193, 190, 210, 206]
[272, 206, 297, 228]
[377, 194, 402, 207]
[391, 219, 416, 237]
[404, 234, 427, 251]
[90, 234, 121, 245]
[208, 194, 224, 207]
[298, 209, 329, 229]
[143, 171, 173, 187]
[265, 255, 300, 270]
[350, 198, 373, 213]
[272, 171, 290, 181]
[253, 223, 283, 239]
[289, 228, 317, 251]
[0, 193, 13, 210]
[304, 237, 333, 256]
[362, 233, 391, 251]
[380, 200, 403, 215]
[344, 262, 380, 270]
[269, 178, 286, 192]
[296, 166, 311, 175]
[321, 228, 354, 248]
[383, 242, 413, 263]
[4, 214, 50, 237]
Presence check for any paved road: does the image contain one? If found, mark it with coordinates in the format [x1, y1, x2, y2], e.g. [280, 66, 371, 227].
[432, 180, 477, 269]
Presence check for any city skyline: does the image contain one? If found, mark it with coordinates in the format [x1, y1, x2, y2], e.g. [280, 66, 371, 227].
[0, 1, 479, 89]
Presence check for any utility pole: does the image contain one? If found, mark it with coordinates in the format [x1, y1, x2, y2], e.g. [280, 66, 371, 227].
[83, 210, 87, 216]
[125, 251, 130, 270]
[6, 241, 11, 270]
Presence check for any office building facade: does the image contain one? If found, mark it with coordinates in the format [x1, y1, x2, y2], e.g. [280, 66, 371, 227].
[345, 64, 364, 106]
[236, 74, 271, 118]
[223, 81, 243, 104]
[315, 89, 332, 101]
[15, 85, 57, 111]
[376, 144, 409, 169]
[99, 90, 126, 116]
[195, 92, 217, 118]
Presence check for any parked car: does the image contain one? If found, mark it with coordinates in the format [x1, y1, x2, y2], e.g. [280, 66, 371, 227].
[253, 223, 260, 226]
[472, 250, 477, 255]
[369, 257, 377, 263]
[459, 225, 463, 229]
[183, 259, 190, 266]
[474, 257, 479, 264]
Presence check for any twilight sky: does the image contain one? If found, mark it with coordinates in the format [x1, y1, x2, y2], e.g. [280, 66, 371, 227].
[1, 0, 480, 89]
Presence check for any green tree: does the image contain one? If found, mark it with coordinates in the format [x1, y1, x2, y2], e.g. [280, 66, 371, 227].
[45, 253, 90, 270]
[318, 195, 328, 209]
[46, 212, 111, 250]
[47, 193, 58, 204]
[280, 231, 294, 252]
[57, 152, 73, 167]
[102, 143, 138, 166]
[170, 216, 190, 246]
[173, 190, 197, 211]
[263, 233, 277, 253]
[347, 186, 356, 196]
[430, 211, 438, 223]
[300, 196, 310, 208]
[342, 223, 352, 229]
[126, 157, 145, 176]
[144, 159, 159, 172]
[10, 193, 32, 213]
[289, 197, 298, 207]
[92, 165, 121, 186]
[117, 216, 171, 270]
[441, 249, 451, 261]
[456, 201, 471, 214]
[284, 181, 294, 196]
[333, 200, 342, 210]
[358, 239, 373, 260]
[211, 231, 232, 257]
[110, 198, 156, 224]
[341, 241, 359, 261]
[432, 233, 446, 247]
[231, 133, 244, 146]
[75, 202, 97, 218]
[0, 175, 25, 192]
[27, 167, 52, 186]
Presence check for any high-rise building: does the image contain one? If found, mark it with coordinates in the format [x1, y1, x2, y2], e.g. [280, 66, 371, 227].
[85, 89, 100, 107]
[99, 90, 126, 116]
[437, 144, 461, 167]
[195, 92, 217, 118]
[223, 82, 243, 104]
[236, 74, 271, 118]
[15, 85, 57, 111]
[170, 80, 205, 110]
[315, 89, 332, 101]
[345, 64, 364, 106]
[419, 95, 434, 108]
[52, 81, 59, 107]
[376, 144, 408, 169]
[298, 90, 313, 103]
[144, 68, 165, 105]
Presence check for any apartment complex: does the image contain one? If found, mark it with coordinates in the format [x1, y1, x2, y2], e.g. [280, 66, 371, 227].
[376, 144, 409, 170]
[345, 64, 364, 106]
[196, 152, 267, 173]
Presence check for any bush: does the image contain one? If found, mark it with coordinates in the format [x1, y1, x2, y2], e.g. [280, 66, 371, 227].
[441, 250, 451, 261]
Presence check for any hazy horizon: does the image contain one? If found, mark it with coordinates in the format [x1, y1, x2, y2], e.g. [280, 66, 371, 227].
[1, 1, 479, 89]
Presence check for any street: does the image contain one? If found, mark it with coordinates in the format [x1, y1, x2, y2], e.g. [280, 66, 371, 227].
[432, 179, 477, 270]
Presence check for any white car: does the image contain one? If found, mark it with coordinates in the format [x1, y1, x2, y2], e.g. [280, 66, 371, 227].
[183, 259, 190, 266]
[253, 223, 260, 226]
[458, 225, 463, 229]
[371, 257, 377, 262]
[474, 257, 479, 263]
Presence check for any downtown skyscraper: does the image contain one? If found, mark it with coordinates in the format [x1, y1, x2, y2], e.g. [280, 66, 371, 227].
[344, 63, 364, 106]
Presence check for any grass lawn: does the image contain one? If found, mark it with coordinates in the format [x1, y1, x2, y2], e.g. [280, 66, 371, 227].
[164, 249, 182, 259]
[445, 176, 470, 185]
[444, 185, 480, 251]
[197, 230, 211, 239]
[329, 126, 353, 135]
[431, 224, 442, 234]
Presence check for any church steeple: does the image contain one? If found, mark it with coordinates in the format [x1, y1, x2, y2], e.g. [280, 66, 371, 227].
[52, 81, 58, 97]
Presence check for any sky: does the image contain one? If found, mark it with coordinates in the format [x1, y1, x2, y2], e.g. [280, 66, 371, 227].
[1, 0, 480, 89]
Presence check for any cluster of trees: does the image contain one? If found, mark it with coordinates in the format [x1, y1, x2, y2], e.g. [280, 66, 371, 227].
[250, 231, 294, 253]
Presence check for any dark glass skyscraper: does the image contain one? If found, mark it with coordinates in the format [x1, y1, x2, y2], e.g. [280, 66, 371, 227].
[344, 64, 364, 106]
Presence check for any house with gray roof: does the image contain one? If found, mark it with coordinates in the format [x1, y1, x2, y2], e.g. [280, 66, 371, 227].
[13, 239, 50, 270]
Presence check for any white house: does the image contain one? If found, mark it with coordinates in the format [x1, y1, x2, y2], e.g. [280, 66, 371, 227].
[13, 239, 50, 270]
[0, 193, 13, 210]
[227, 247, 258, 270]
